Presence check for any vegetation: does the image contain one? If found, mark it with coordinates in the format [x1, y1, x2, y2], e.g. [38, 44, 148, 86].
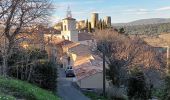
[0, 0, 52, 76]
[114, 23, 170, 35]
[85, 92, 108, 100]
[7, 48, 57, 91]
[88, 22, 92, 32]
[86, 19, 89, 28]
[94, 29, 165, 99]
[0, 76, 60, 100]
[163, 74, 170, 100]
[0, 93, 15, 100]
[152, 74, 170, 100]
[127, 67, 150, 100]
[31, 60, 57, 91]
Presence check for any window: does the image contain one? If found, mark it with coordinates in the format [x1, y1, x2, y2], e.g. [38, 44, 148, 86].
[64, 25, 67, 31]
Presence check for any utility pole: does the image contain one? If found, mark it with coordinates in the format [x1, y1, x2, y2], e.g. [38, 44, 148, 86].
[2, 36, 7, 76]
[102, 42, 106, 97]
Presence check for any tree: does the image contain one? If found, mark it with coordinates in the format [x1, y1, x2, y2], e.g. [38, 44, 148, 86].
[99, 19, 102, 30]
[127, 67, 148, 100]
[118, 27, 125, 34]
[163, 74, 170, 100]
[162, 60, 170, 100]
[86, 19, 89, 28]
[102, 19, 106, 29]
[0, 0, 52, 76]
[88, 22, 92, 33]
[94, 19, 96, 28]
[94, 29, 164, 87]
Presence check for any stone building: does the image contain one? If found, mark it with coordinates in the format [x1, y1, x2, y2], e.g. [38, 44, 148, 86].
[61, 17, 79, 42]
[91, 13, 99, 28]
[104, 16, 111, 27]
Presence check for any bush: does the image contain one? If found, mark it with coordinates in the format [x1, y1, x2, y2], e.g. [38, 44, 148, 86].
[8, 48, 57, 91]
[161, 74, 170, 100]
[31, 61, 57, 91]
[127, 67, 149, 100]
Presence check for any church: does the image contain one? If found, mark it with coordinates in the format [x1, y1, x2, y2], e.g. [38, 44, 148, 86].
[45, 6, 94, 46]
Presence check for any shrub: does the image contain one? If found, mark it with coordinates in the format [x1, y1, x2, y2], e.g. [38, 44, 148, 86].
[161, 74, 170, 100]
[127, 67, 148, 100]
[31, 61, 57, 91]
[8, 48, 57, 91]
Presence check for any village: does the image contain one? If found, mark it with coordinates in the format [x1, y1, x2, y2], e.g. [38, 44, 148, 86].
[44, 7, 111, 92]
[1, 0, 170, 100]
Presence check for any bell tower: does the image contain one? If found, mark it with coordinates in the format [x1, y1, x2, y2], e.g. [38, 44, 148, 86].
[66, 6, 72, 18]
[61, 6, 78, 42]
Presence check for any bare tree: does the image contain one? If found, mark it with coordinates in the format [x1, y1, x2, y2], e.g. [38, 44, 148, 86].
[94, 29, 165, 87]
[0, 0, 52, 76]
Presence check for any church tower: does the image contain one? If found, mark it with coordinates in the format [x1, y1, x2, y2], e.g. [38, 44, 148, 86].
[61, 6, 78, 42]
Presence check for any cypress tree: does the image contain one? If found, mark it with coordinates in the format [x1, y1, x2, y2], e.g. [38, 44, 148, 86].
[86, 19, 88, 28]
[102, 19, 106, 29]
[88, 22, 92, 33]
[99, 19, 102, 30]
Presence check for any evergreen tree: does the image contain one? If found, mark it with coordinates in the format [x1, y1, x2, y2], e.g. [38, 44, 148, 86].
[128, 67, 148, 100]
[86, 19, 88, 28]
[94, 20, 97, 28]
[102, 19, 105, 29]
[99, 19, 102, 30]
[88, 22, 92, 33]
[119, 27, 125, 34]
[162, 62, 170, 100]
[162, 74, 170, 100]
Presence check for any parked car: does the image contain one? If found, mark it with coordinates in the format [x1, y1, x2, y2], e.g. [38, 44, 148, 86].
[66, 69, 75, 77]
[65, 65, 73, 72]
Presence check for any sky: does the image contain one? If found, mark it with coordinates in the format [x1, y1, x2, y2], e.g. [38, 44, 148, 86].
[50, 0, 170, 24]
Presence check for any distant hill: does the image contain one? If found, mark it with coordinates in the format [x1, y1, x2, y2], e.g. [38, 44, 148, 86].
[113, 18, 170, 26]
[113, 18, 170, 35]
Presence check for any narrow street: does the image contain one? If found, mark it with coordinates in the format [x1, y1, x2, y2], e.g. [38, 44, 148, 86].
[57, 67, 90, 100]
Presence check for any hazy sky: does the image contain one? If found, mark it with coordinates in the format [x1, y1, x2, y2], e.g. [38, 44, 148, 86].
[51, 0, 170, 24]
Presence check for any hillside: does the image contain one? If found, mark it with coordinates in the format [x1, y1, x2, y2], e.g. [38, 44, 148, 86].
[129, 33, 170, 48]
[0, 76, 60, 100]
[113, 18, 170, 26]
[114, 23, 170, 35]
[142, 33, 170, 47]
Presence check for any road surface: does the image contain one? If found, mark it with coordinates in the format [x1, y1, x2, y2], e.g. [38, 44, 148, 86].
[57, 68, 90, 100]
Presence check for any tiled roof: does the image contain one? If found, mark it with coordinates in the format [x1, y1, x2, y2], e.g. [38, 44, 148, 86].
[56, 40, 73, 46]
[73, 55, 103, 81]
[55, 40, 80, 51]
[73, 55, 93, 66]
[78, 32, 93, 41]
[63, 17, 76, 20]
[69, 44, 91, 56]
[74, 64, 102, 81]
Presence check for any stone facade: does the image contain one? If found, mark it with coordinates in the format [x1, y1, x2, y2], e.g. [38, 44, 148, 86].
[61, 18, 78, 42]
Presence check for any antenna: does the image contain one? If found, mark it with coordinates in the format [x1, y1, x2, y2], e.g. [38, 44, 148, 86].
[66, 6, 72, 18]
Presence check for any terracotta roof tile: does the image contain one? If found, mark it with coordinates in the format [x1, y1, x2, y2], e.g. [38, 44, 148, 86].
[69, 44, 91, 56]
[63, 17, 76, 20]
[78, 32, 93, 41]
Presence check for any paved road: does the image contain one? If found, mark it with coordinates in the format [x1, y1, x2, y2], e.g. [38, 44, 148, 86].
[57, 68, 90, 100]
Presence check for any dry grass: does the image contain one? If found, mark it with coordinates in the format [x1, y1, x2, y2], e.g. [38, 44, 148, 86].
[130, 33, 170, 47]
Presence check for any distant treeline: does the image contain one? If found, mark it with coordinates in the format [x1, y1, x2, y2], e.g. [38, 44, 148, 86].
[114, 23, 170, 35]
